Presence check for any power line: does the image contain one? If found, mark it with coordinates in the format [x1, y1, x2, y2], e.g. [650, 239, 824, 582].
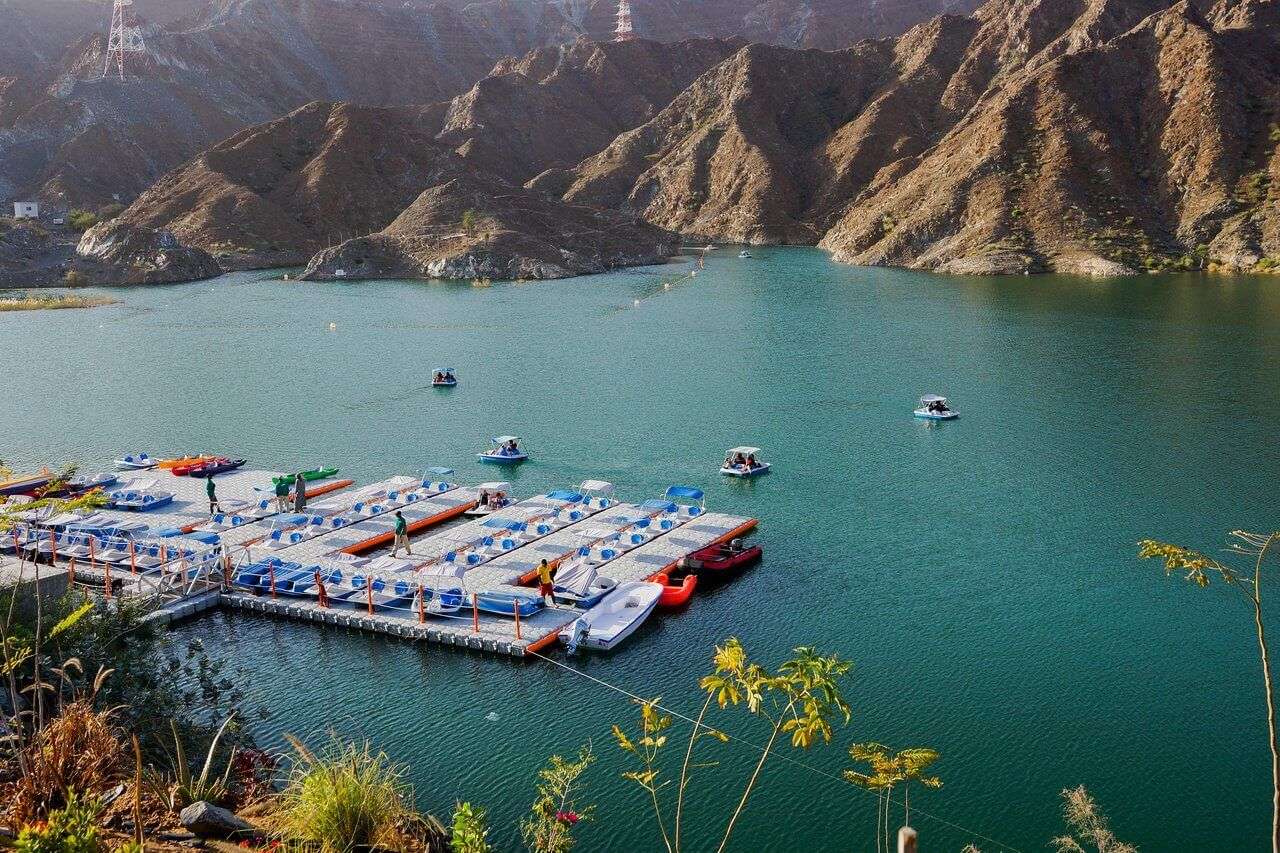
[526, 649, 1025, 853]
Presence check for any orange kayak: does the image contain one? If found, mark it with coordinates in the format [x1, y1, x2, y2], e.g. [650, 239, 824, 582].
[653, 572, 697, 608]
[157, 454, 215, 470]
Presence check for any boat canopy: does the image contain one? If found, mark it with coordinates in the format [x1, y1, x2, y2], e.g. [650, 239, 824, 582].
[476, 481, 511, 491]
[546, 489, 584, 502]
[579, 480, 615, 495]
[492, 435, 520, 444]
[919, 394, 948, 403]
[436, 367, 455, 372]
[725, 446, 761, 456]
[641, 499, 678, 512]
[665, 486, 705, 501]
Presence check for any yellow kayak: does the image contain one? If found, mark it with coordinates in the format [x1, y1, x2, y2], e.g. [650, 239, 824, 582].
[156, 454, 215, 470]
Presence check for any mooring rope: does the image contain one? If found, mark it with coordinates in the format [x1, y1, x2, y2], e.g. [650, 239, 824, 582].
[526, 649, 1025, 853]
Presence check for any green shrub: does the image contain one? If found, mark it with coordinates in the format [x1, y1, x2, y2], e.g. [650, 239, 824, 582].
[450, 802, 491, 853]
[15, 791, 103, 853]
[66, 210, 99, 232]
[277, 735, 410, 853]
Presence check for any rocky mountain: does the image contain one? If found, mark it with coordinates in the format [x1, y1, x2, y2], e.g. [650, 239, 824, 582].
[77, 99, 675, 282]
[544, 0, 1280, 273]
[1, 0, 975, 210]
[75, 0, 1280, 283]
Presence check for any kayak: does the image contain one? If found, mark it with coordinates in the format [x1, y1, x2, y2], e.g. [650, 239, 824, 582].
[157, 454, 215, 470]
[677, 541, 763, 576]
[173, 457, 227, 476]
[272, 467, 339, 487]
[652, 572, 697, 608]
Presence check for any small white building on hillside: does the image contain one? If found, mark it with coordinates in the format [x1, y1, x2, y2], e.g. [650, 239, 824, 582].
[13, 202, 39, 220]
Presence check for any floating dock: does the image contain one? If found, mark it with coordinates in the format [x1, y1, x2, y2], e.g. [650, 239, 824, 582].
[4, 463, 758, 658]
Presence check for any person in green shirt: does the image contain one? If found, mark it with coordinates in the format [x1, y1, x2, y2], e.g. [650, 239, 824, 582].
[274, 478, 290, 513]
[391, 510, 412, 557]
[207, 474, 221, 515]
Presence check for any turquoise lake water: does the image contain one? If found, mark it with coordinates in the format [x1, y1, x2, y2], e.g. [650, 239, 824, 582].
[3, 248, 1279, 851]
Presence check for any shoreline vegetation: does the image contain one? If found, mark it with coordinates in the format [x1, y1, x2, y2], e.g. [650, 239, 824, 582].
[0, 467, 1268, 850]
[0, 292, 118, 312]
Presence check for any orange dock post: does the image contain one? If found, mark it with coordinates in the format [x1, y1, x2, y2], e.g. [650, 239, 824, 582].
[269, 565, 277, 599]
[49, 530, 57, 564]
[88, 536, 96, 569]
[472, 594, 479, 633]
[366, 578, 374, 615]
[418, 584, 425, 624]
[104, 559, 112, 600]
[68, 557, 76, 585]
[128, 541, 137, 575]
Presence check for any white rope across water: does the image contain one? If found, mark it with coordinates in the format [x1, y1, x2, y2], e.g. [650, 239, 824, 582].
[525, 649, 1026, 853]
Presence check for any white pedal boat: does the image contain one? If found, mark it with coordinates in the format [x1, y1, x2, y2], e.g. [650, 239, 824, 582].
[720, 446, 771, 477]
[558, 581, 662, 652]
[914, 394, 959, 420]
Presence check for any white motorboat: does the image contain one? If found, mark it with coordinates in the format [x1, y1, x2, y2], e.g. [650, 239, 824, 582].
[720, 445, 771, 477]
[465, 481, 513, 516]
[738, 249, 752, 258]
[558, 581, 663, 652]
[914, 394, 959, 420]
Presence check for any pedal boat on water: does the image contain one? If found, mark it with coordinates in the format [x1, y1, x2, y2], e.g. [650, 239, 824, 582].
[432, 367, 458, 387]
[478, 435, 528, 465]
[720, 446, 771, 477]
[914, 394, 958, 420]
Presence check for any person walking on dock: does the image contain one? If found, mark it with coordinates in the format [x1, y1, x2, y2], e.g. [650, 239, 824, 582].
[537, 558, 554, 606]
[293, 471, 306, 512]
[392, 510, 412, 557]
[274, 478, 290, 513]
[207, 474, 222, 515]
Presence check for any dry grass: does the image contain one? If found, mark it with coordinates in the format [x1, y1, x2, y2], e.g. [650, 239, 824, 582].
[3, 700, 130, 824]
[0, 292, 118, 312]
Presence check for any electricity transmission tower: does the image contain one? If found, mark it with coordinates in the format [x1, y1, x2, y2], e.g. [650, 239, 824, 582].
[103, 0, 146, 80]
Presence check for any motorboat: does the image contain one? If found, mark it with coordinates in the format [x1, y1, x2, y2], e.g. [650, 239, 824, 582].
[558, 581, 663, 652]
[552, 558, 618, 609]
[477, 435, 528, 465]
[914, 394, 958, 420]
[652, 572, 697, 608]
[115, 453, 157, 470]
[720, 446, 771, 478]
[0, 469, 51, 496]
[677, 538, 762, 576]
[108, 480, 176, 511]
[465, 482, 512, 516]
[432, 368, 458, 387]
[738, 249, 752, 258]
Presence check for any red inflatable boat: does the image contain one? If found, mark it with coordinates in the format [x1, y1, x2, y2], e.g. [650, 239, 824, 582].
[678, 541, 763, 575]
